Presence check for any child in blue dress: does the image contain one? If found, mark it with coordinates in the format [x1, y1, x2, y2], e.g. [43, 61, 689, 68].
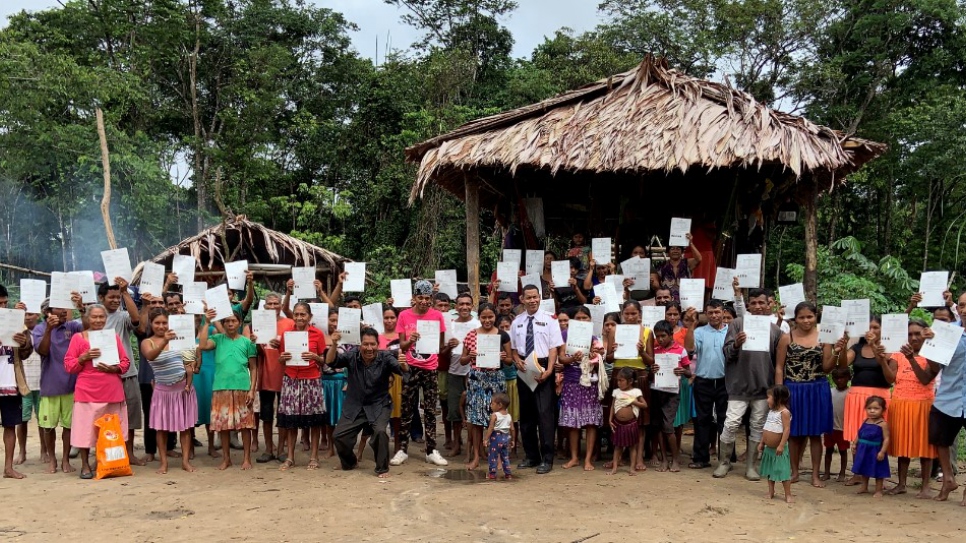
[851, 395, 891, 498]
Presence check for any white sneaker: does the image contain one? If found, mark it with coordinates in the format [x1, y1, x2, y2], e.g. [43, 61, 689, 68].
[425, 450, 449, 466]
[389, 450, 408, 466]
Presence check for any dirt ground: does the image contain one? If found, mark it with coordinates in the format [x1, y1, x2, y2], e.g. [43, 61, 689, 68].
[2, 428, 966, 543]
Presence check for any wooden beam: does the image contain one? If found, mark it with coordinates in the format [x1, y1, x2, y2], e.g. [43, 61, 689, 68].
[0, 262, 51, 277]
[465, 176, 481, 308]
[803, 182, 819, 303]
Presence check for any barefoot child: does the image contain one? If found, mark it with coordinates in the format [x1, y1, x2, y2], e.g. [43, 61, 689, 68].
[851, 396, 890, 498]
[608, 367, 647, 476]
[759, 385, 793, 503]
[823, 367, 850, 482]
[650, 320, 691, 472]
[199, 309, 258, 470]
[484, 392, 513, 479]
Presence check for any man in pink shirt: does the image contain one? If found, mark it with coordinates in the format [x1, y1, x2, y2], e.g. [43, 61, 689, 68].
[390, 280, 455, 466]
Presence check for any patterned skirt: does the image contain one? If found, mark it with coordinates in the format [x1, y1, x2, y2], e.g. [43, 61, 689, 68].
[209, 390, 256, 432]
[277, 375, 326, 429]
[465, 369, 507, 427]
[612, 418, 639, 448]
[559, 379, 602, 428]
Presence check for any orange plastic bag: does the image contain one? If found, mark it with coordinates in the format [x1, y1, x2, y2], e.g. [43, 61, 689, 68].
[94, 413, 133, 479]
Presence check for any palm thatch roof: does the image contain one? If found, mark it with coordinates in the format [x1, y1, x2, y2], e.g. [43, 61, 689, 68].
[132, 216, 350, 283]
[406, 55, 886, 204]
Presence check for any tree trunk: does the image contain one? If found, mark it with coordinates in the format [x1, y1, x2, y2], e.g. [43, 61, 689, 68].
[96, 108, 118, 250]
[803, 183, 819, 303]
[923, 180, 933, 271]
[883, 173, 893, 256]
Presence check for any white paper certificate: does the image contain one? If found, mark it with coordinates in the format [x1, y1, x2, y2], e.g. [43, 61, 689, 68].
[49, 272, 76, 310]
[361, 302, 385, 335]
[669, 217, 691, 247]
[679, 278, 705, 312]
[291, 266, 316, 300]
[101, 248, 133, 286]
[520, 273, 542, 298]
[819, 305, 847, 344]
[735, 254, 762, 288]
[0, 309, 25, 347]
[539, 298, 556, 315]
[517, 352, 545, 391]
[225, 260, 249, 291]
[778, 283, 806, 313]
[605, 274, 625, 296]
[167, 314, 196, 351]
[502, 249, 522, 266]
[525, 250, 544, 277]
[614, 324, 641, 359]
[497, 261, 518, 292]
[842, 299, 871, 336]
[621, 257, 651, 291]
[390, 279, 412, 307]
[475, 333, 502, 369]
[566, 320, 593, 356]
[591, 238, 612, 265]
[205, 285, 234, 322]
[284, 331, 310, 367]
[342, 262, 366, 292]
[139, 262, 165, 297]
[654, 353, 679, 392]
[918, 271, 949, 307]
[880, 313, 908, 353]
[588, 304, 607, 337]
[642, 306, 666, 331]
[308, 303, 329, 331]
[88, 329, 120, 366]
[435, 270, 458, 298]
[251, 310, 277, 345]
[595, 282, 620, 313]
[183, 282, 207, 315]
[742, 315, 772, 353]
[550, 261, 571, 289]
[171, 254, 195, 285]
[19, 279, 46, 314]
[920, 319, 963, 366]
[337, 307, 361, 345]
[712, 267, 735, 301]
[449, 320, 476, 357]
[69, 271, 97, 304]
[415, 320, 440, 354]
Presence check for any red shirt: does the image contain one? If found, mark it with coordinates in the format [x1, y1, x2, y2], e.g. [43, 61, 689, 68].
[277, 322, 326, 380]
[258, 318, 293, 392]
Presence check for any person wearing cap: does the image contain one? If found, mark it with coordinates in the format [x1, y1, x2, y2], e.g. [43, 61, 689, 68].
[390, 280, 454, 466]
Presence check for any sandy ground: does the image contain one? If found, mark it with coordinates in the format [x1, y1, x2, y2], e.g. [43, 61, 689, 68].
[3, 427, 966, 543]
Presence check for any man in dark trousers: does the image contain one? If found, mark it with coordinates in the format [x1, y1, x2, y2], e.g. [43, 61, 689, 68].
[326, 327, 408, 478]
[511, 284, 563, 474]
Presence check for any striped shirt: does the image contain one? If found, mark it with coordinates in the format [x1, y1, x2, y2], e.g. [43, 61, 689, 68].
[148, 347, 187, 386]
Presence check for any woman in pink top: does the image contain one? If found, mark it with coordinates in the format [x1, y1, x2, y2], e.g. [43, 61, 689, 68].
[63, 304, 131, 479]
[886, 319, 938, 498]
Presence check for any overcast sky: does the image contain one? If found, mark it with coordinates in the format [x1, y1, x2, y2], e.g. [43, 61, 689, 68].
[1, 0, 604, 60]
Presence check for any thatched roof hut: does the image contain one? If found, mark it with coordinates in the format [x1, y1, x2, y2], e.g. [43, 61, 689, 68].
[406, 55, 887, 301]
[132, 216, 350, 289]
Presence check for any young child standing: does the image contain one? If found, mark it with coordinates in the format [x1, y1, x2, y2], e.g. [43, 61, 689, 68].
[851, 395, 891, 498]
[759, 385, 793, 503]
[823, 367, 851, 481]
[484, 392, 513, 480]
[608, 367, 647, 476]
[650, 320, 691, 472]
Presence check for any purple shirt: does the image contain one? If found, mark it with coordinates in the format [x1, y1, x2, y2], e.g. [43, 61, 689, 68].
[32, 319, 84, 397]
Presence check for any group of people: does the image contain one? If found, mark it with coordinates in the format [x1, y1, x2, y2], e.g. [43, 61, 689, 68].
[0, 236, 964, 509]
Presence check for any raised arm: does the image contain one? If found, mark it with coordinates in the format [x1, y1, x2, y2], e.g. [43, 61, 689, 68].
[240, 270, 255, 312]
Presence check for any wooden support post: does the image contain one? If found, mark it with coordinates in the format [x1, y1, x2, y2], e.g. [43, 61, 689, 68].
[465, 176, 481, 308]
[803, 183, 819, 303]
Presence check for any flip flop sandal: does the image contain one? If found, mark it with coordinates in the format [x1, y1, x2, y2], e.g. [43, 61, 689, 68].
[256, 453, 275, 463]
[279, 459, 295, 471]
[79, 470, 94, 480]
[276, 454, 288, 463]
[306, 460, 320, 471]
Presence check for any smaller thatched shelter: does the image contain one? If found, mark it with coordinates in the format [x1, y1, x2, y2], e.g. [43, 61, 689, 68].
[133, 216, 351, 291]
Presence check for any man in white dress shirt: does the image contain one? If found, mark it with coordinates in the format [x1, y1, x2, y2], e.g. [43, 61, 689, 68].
[510, 284, 563, 474]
